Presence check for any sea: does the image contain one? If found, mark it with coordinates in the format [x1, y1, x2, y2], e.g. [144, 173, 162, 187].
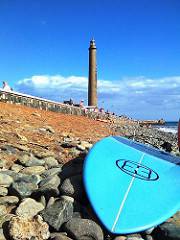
[153, 121, 178, 134]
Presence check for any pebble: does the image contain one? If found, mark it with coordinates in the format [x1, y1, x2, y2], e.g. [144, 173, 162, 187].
[18, 153, 45, 167]
[80, 141, 93, 149]
[42, 167, 62, 178]
[33, 150, 55, 159]
[0, 205, 8, 216]
[33, 175, 60, 199]
[0, 214, 15, 228]
[46, 196, 55, 208]
[144, 236, 154, 240]
[0, 173, 13, 187]
[16, 198, 45, 218]
[43, 198, 74, 231]
[44, 125, 55, 133]
[40, 195, 46, 207]
[158, 211, 180, 239]
[113, 237, 126, 240]
[11, 164, 24, 173]
[21, 166, 46, 175]
[144, 227, 154, 235]
[63, 218, 104, 240]
[13, 144, 29, 152]
[0, 228, 6, 240]
[10, 179, 38, 198]
[0, 170, 18, 180]
[76, 144, 86, 151]
[9, 215, 50, 240]
[126, 237, 144, 240]
[0, 196, 19, 205]
[0, 187, 8, 196]
[44, 156, 59, 168]
[51, 233, 73, 240]
[60, 174, 85, 202]
[0, 160, 7, 169]
[1, 145, 17, 154]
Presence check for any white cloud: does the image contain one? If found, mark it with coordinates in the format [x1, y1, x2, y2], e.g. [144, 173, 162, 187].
[16, 74, 180, 120]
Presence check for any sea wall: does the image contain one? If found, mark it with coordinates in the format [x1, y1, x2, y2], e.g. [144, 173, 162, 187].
[0, 89, 116, 121]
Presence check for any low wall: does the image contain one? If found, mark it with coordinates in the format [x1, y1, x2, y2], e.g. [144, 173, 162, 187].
[0, 89, 118, 122]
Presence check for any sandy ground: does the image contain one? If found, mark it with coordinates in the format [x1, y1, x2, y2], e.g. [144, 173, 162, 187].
[0, 102, 119, 165]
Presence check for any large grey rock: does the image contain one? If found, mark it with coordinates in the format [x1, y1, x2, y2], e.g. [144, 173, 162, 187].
[9, 174, 40, 198]
[60, 175, 85, 202]
[43, 198, 74, 231]
[63, 218, 104, 240]
[0, 173, 13, 187]
[16, 198, 45, 218]
[10, 176, 38, 198]
[33, 175, 60, 199]
[15, 174, 41, 184]
[9, 215, 50, 240]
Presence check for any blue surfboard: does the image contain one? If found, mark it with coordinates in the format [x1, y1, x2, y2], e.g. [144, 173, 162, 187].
[83, 136, 180, 234]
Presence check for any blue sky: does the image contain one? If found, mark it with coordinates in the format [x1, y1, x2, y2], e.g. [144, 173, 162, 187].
[0, 0, 180, 120]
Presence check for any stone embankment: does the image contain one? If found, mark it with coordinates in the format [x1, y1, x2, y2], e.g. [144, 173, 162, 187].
[0, 102, 179, 240]
[0, 89, 120, 123]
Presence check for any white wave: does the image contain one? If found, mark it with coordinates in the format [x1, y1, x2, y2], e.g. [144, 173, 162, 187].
[157, 127, 177, 134]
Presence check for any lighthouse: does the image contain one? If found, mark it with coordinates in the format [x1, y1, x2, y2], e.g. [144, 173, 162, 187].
[88, 39, 97, 106]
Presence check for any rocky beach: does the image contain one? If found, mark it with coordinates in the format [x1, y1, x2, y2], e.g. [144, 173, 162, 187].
[0, 102, 179, 240]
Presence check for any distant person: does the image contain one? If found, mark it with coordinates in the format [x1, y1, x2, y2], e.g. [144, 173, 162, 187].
[79, 100, 84, 108]
[99, 108, 105, 114]
[94, 107, 99, 112]
[69, 98, 73, 105]
[2, 81, 11, 91]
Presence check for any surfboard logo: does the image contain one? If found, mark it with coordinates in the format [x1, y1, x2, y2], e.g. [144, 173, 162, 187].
[116, 160, 159, 181]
